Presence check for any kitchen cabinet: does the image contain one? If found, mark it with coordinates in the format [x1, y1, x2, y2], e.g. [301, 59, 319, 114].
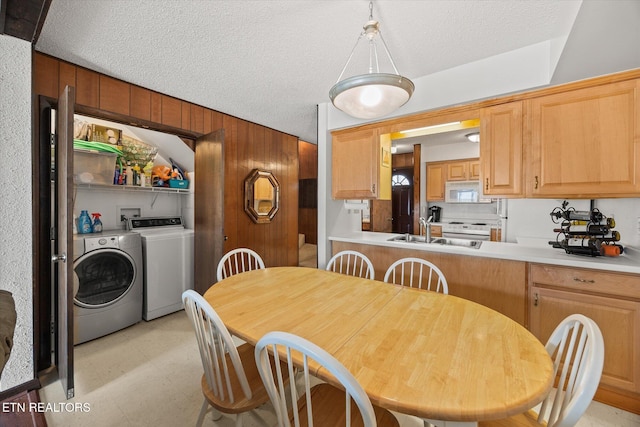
[480, 101, 523, 197]
[527, 79, 640, 197]
[426, 162, 445, 201]
[332, 128, 391, 199]
[331, 241, 527, 325]
[446, 158, 480, 181]
[529, 264, 640, 409]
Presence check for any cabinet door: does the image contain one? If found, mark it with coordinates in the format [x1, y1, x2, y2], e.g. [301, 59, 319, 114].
[426, 163, 445, 201]
[447, 161, 468, 181]
[530, 286, 640, 394]
[468, 159, 481, 180]
[528, 80, 640, 197]
[480, 102, 523, 196]
[332, 129, 379, 199]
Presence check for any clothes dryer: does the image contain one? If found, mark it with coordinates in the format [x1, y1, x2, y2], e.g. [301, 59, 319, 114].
[128, 217, 194, 321]
[73, 231, 143, 344]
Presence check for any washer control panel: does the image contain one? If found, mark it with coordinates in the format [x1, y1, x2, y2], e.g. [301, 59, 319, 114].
[84, 235, 119, 251]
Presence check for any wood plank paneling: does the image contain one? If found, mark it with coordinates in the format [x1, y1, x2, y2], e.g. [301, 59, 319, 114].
[161, 95, 181, 128]
[33, 53, 58, 98]
[181, 101, 191, 130]
[75, 67, 99, 108]
[150, 92, 162, 123]
[190, 104, 204, 133]
[58, 62, 76, 95]
[222, 116, 299, 268]
[99, 75, 130, 115]
[130, 86, 151, 121]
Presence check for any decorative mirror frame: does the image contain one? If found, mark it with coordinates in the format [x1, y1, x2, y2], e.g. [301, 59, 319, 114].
[244, 168, 280, 224]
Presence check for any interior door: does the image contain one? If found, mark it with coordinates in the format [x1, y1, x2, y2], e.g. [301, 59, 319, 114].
[53, 85, 75, 399]
[194, 130, 224, 294]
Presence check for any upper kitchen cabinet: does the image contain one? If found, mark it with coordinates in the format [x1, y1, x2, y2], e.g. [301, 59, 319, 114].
[447, 158, 480, 181]
[480, 101, 524, 197]
[426, 162, 445, 201]
[527, 79, 640, 198]
[332, 128, 391, 200]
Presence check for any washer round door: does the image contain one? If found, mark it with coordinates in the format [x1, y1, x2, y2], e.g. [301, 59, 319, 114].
[73, 248, 137, 308]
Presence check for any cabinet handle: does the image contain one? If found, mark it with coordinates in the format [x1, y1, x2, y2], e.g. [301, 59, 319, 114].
[372, 184, 376, 193]
[534, 292, 539, 307]
[485, 178, 489, 191]
[573, 277, 595, 284]
[534, 176, 539, 189]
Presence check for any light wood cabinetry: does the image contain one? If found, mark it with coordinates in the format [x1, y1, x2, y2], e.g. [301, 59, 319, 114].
[480, 101, 523, 196]
[426, 162, 445, 201]
[332, 128, 391, 199]
[427, 158, 479, 201]
[446, 158, 480, 181]
[331, 242, 527, 325]
[527, 80, 640, 197]
[529, 264, 640, 409]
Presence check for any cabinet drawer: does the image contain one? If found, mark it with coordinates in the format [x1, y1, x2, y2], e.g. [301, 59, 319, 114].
[530, 264, 640, 300]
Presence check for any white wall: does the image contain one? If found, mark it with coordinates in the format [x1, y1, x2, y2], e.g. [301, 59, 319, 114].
[0, 35, 33, 390]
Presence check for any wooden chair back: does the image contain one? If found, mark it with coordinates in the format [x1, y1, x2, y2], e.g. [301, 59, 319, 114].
[383, 257, 448, 293]
[216, 248, 265, 281]
[326, 250, 375, 279]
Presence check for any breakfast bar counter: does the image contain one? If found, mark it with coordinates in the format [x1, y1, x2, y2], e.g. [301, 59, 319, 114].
[329, 231, 640, 274]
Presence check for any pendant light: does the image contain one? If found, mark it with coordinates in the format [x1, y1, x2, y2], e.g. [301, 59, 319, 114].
[330, 2, 414, 119]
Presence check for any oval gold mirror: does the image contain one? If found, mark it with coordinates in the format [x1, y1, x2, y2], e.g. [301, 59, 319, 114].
[244, 169, 280, 224]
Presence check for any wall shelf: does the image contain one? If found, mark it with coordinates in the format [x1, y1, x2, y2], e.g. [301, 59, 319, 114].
[75, 183, 190, 194]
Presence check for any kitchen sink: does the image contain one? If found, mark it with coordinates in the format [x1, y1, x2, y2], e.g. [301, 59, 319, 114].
[387, 234, 482, 249]
[387, 234, 428, 243]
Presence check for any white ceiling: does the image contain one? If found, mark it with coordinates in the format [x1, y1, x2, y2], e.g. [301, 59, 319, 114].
[35, 1, 636, 145]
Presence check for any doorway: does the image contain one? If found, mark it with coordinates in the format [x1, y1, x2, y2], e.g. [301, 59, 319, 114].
[391, 170, 413, 234]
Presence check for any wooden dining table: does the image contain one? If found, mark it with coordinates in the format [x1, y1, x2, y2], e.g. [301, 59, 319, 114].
[203, 267, 554, 424]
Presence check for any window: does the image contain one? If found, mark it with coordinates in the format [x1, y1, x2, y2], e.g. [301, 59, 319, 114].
[392, 174, 410, 187]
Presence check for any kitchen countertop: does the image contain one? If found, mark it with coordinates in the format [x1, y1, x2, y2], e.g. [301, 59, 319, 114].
[329, 231, 640, 274]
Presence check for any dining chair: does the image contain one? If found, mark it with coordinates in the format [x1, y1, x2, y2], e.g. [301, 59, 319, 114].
[254, 331, 400, 427]
[475, 314, 605, 427]
[383, 257, 448, 293]
[216, 248, 265, 281]
[182, 290, 277, 427]
[326, 250, 375, 279]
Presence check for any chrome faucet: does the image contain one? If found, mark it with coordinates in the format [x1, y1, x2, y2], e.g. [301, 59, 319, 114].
[419, 216, 434, 242]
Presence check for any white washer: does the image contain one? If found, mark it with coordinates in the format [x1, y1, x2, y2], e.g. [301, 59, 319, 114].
[128, 217, 194, 321]
[73, 231, 143, 344]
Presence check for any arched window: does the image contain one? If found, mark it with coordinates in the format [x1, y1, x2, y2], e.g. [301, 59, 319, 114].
[392, 174, 410, 187]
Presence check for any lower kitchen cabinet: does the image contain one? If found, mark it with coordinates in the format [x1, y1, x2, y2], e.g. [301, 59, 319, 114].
[529, 264, 640, 412]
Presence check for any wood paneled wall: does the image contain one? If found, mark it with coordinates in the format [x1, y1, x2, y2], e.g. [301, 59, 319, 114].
[33, 52, 299, 270]
[298, 141, 317, 245]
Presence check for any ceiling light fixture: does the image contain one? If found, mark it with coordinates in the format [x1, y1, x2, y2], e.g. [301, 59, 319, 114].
[329, 1, 414, 120]
[466, 132, 480, 143]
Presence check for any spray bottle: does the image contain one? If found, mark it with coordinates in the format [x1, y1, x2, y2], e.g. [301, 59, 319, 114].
[91, 213, 103, 233]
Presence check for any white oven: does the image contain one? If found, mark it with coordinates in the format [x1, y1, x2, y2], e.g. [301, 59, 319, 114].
[441, 222, 492, 241]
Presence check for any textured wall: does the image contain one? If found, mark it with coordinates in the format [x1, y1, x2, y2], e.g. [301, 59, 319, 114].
[0, 35, 34, 390]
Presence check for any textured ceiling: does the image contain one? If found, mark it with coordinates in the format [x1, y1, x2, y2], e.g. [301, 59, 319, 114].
[36, 0, 583, 144]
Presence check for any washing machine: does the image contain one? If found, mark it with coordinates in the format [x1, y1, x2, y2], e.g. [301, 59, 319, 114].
[73, 231, 143, 344]
[127, 216, 194, 321]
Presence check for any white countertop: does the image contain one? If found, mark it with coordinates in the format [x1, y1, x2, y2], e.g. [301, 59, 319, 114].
[329, 231, 640, 274]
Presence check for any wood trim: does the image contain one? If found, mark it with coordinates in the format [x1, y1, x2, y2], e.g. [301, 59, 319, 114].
[0, 379, 41, 402]
[0, 0, 7, 34]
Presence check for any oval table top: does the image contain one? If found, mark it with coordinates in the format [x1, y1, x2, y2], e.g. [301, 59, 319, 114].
[203, 266, 553, 422]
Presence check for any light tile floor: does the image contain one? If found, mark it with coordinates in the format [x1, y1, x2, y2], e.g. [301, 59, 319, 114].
[40, 311, 640, 427]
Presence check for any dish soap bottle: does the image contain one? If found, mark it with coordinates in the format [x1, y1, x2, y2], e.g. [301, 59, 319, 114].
[78, 210, 93, 234]
[91, 212, 103, 233]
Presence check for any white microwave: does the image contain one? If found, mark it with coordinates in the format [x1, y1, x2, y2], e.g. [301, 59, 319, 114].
[444, 181, 491, 203]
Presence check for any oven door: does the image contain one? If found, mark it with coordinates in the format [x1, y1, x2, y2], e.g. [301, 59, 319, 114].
[442, 231, 491, 241]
